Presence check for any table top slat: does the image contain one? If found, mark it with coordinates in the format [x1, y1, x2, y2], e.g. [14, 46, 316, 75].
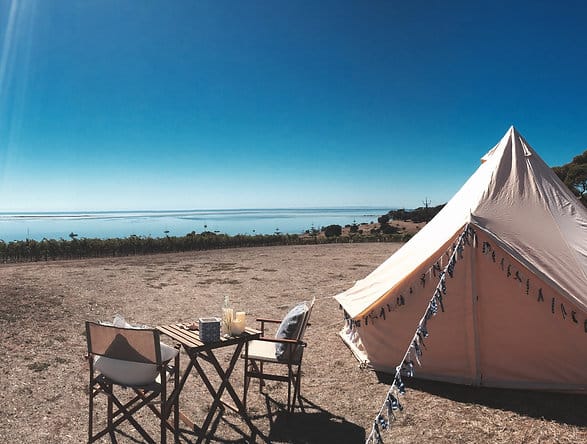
[173, 323, 206, 347]
[155, 321, 262, 443]
[157, 323, 261, 351]
[157, 324, 202, 348]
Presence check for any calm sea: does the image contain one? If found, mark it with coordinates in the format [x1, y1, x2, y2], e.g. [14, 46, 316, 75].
[0, 208, 389, 241]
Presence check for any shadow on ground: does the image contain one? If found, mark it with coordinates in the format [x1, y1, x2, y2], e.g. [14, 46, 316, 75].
[376, 372, 587, 427]
[259, 396, 365, 444]
[172, 395, 364, 443]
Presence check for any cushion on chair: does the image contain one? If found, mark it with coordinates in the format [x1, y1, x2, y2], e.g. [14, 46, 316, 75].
[111, 314, 144, 329]
[94, 356, 159, 386]
[247, 339, 281, 363]
[275, 302, 309, 361]
[94, 315, 178, 387]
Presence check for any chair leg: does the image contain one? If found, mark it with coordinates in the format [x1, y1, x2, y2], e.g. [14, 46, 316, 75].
[243, 364, 250, 410]
[259, 361, 265, 391]
[174, 354, 180, 444]
[107, 383, 114, 438]
[161, 369, 167, 444]
[293, 365, 302, 411]
[287, 364, 293, 413]
[88, 384, 94, 443]
[90, 370, 173, 444]
[246, 359, 264, 394]
[111, 389, 157, 444]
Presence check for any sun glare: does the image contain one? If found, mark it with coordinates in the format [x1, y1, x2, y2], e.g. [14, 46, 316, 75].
[0, 0, 37, 181]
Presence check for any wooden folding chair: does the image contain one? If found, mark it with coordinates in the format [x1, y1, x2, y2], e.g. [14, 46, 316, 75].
[85, 321, 180, 443]
[243, 298, 315, 413]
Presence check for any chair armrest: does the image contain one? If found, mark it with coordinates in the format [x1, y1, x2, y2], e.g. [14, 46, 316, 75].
[256, 318, 282, 323]
[254, 337, 307, 347]
[256, 318, 283, 336]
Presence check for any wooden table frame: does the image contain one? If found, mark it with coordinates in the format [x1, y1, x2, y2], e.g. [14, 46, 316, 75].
[157, 324, 261, 443]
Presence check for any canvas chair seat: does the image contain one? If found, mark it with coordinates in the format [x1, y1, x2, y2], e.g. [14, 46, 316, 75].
[94, 357, 175, 388]
[85, 319, 180, 443]
[246, 338, 303, 364]
[243, 298, 315, 413]
[94, 342, 178, 387]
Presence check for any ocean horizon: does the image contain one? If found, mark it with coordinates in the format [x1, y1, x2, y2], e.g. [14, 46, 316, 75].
[0, 207, 390, 242]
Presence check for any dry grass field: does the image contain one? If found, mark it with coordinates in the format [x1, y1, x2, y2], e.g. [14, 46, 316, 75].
[0, 243, 585, 443]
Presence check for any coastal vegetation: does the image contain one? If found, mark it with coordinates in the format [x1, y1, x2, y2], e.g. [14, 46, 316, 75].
[3, 151, 583, 264]
[0, 198, 453, 264]
[553, 149, 587, 206]
[323, 224, 343, 237]
[386, 203, 445, 224]
[0, 229, 410, 263]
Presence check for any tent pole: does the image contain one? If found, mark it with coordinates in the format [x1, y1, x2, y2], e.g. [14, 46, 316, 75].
[470, 224, 482, 385]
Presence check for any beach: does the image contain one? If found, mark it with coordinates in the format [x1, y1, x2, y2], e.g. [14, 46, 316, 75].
[0, 243, 584, 443]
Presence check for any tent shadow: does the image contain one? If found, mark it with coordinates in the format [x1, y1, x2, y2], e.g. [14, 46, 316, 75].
[376, 372, 587, 426]
[266, 396, 365, 444]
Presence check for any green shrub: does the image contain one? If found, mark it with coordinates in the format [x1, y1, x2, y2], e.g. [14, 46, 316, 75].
[324, 224, 342, 237]
[380, 223, 399, 235]
[377, 214, 390, 225]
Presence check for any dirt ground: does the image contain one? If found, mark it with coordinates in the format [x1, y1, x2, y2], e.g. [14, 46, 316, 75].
[0, 243, 585, 443]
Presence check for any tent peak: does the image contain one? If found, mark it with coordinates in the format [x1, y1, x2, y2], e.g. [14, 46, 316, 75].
[506, 125, 523, 139]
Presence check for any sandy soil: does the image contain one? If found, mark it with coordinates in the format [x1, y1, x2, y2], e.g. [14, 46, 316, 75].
[0, 243, 585, 443]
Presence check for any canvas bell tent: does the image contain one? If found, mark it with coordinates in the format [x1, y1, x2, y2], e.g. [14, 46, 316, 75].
[335, 127, 587, 392]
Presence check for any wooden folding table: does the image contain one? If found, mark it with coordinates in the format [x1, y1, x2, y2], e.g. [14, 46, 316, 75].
[157, 323, 261, 443]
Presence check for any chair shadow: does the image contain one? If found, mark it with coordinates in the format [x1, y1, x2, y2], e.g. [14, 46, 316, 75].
[174, 408, 255, 443]
[376, 372, 587, 427]
[264, 395, 365, 444]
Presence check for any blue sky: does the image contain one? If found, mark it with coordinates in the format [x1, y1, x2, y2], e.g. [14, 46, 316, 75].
[0, 0, 586, 212]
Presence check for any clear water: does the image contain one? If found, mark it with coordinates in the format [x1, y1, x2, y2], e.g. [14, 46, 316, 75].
[0, 208, 388, 241]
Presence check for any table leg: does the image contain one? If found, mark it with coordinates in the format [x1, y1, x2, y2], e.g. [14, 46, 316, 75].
[190, 342, 258, 443]
[192, 348, 238, 443]
[167, 357, 194, 413]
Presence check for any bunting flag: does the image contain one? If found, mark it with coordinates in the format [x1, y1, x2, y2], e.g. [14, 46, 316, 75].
[479, 240, 584, 331]
[362, 225, 585, 443]
[364, 225, 475, 444]
[350, 225, 477, 329]
[350, 233, 586, 334]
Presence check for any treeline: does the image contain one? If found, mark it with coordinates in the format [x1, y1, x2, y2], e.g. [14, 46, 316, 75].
[553, 149, 587, 207]
[0, 230, 408, 264]
[386, 204, 445, 224]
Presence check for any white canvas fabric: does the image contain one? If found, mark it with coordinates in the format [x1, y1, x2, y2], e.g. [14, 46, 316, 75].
[94, 315, 178, 386]
[247, 339, 281, 363]
[335, 127, 587, 392]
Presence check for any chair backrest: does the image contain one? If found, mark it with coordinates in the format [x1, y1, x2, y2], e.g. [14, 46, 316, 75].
[296, 297, 315, 343]
[288, 297, 315, 363]
[86, 321, 161, 364]
[274, 297, 316, 362]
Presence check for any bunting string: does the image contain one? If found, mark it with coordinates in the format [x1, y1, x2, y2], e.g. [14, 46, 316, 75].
[364, 224, 476, 444]
[361, 225, 585, 443]
[479, 240, 585, 331]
